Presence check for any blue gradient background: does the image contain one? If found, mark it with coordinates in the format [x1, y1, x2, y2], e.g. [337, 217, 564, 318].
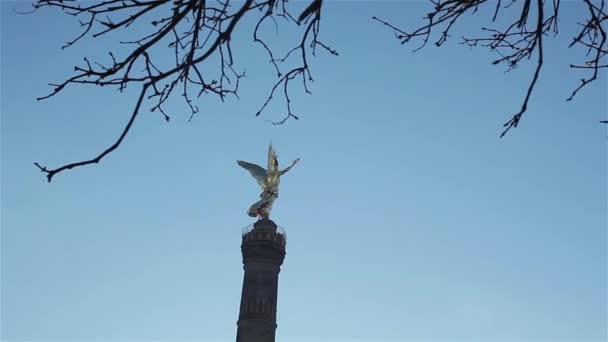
[1, 1, 606, 340]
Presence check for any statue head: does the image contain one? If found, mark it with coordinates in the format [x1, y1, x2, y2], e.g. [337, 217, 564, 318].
[267, 143, 279, 172]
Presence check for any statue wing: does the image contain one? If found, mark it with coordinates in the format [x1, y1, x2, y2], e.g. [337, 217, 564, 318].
[237, 160, 267, 187]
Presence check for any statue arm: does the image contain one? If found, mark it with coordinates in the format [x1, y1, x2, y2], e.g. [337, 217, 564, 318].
[279, 158, 300, 176]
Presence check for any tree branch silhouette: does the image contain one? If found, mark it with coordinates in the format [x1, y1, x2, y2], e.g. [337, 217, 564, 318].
[27, 0, 607, 182]
[32, 0, 334, 182]
[374, 0, 607, 136]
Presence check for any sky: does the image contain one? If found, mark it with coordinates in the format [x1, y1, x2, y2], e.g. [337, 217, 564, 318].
[1, 1, 606, 341]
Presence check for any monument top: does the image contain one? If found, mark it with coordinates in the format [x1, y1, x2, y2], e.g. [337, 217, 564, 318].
[241, 219, 287, 248]
[254, 218, 278, 232]
[237, 144, 299, 219]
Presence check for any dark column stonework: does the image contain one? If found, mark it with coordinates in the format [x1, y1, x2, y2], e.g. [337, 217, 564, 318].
[236, 219, 286, 342]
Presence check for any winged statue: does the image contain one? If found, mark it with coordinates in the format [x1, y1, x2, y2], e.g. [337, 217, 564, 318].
[237, 144, 299, 219]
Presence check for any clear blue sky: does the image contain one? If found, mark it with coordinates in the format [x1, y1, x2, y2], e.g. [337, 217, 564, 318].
[1, 1, 606, 341]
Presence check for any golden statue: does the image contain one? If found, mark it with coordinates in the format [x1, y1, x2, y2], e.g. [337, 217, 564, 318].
[237, 144, 299, 219]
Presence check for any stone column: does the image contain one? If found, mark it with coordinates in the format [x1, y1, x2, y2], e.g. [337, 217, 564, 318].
[236, 219, 286, 342]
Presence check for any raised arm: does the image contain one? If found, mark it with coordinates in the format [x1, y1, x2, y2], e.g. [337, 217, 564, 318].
[279, 158, 300, 176]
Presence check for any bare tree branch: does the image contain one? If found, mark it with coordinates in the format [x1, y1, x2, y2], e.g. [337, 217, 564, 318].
[31, 0, 336, 181]
[36, 83, 150, 182]
[27, 0, 606, 182]
[375, 0, 606, 135]
[567, 0, 607, 101]
[500, 0, 545, 137]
